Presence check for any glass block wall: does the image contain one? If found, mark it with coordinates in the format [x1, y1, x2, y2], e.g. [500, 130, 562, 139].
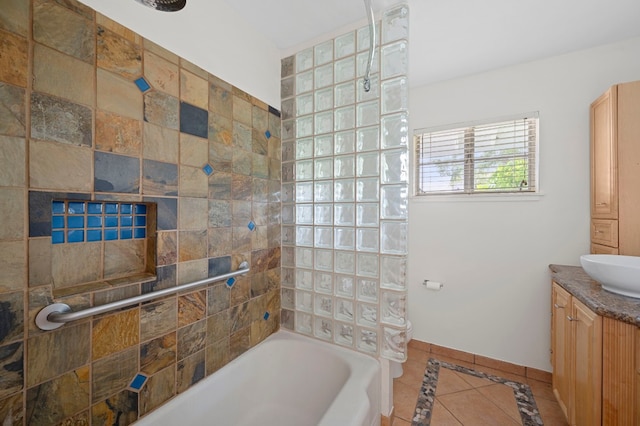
[280, 4, 410, 361]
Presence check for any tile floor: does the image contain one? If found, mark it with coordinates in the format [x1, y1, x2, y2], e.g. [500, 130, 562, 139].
[391, 341, 569, 425]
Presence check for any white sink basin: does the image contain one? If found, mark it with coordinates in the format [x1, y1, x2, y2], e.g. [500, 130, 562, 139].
[580, 254, 640, 298]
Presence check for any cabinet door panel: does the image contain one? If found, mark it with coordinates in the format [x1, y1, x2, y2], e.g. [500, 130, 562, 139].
[591, 87, 618, 219]
[552, 283, 572, 421]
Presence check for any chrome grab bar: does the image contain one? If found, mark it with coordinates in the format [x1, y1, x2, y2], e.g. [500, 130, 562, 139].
[35, 261, 250, 331]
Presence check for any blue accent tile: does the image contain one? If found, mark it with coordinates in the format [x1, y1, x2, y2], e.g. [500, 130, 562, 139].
[179, 102, 208, 138]
[263, 311, 270, 320]
[120, 228, 133, 239]
[134, 216, 146, 226]
[208, 256, 231, 277]
[67, 202, 85, 214]
[67, 216, 84, 229]
[95, 152, 140, 194]
[143, 159, 178, 196]
[134, 228, 146, 239]
[88, 202, 103, 214]
[87, 230, 102, 242]
[247, 221, 256, 231]
[202, 163, 214, 176]
[52, 216, 64, 229]
[52, 201, 65, 214]
[120, 216, 133, 227]
[134, 77, 151, 93]
[104, 229, 118, 241]
[87, 216, 102, 228]
[226, 277, 236, 288]
[105, 203, 118, 214]
[135, 204, 147, 214]
[121, 204, 132, 214]
[143, 197, 177, 231]
[265, 130, 271, 139]
[129, 373, 148, 391]
[52, 231, 64, 244]
[105, 216, 118, 227]
[67, 230, 84, 243]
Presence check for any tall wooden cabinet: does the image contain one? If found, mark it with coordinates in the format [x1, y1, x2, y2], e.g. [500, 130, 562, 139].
[590, 80, 640, 255]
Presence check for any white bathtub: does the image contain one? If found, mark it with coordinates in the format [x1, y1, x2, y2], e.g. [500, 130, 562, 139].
[135, 329, 381, 426]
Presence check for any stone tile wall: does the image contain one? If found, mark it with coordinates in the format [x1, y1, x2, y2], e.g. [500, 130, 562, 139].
[0, 0, 282, 424]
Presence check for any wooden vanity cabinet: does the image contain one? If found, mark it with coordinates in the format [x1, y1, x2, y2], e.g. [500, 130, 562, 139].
[590, 80, 640, 255]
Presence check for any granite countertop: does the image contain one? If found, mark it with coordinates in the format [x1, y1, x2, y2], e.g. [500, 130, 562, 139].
[549, 264, 640, 327]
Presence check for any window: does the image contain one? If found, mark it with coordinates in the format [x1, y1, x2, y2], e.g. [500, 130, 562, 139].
[414, 113, 538, 195]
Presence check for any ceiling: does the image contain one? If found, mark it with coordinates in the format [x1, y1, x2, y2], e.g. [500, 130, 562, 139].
[219, 0, 640, 87]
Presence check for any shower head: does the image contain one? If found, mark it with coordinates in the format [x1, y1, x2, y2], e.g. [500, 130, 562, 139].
[134, 0, 186, 12]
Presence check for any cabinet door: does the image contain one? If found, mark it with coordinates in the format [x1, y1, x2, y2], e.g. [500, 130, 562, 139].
[571, 297, 602, 426]
[552, 283, 572, 421]
[591, 87, 618, 219]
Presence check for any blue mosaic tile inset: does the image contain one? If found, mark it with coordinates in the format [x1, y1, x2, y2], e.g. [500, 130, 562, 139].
[247, 221, 256, 231]
[129, 373, 148, 391]
[263, 311, 270, 320]
[134, 77, 151, 93]
[202, 163, 214, 176]
[226, 277, 236, 288]
[50, 201, 149, 244]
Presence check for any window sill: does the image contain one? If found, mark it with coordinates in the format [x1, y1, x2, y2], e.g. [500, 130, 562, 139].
[410, 191, 545, 203]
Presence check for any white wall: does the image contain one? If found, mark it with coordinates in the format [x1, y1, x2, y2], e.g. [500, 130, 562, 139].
[79, 0, 281, 107]
[408, 36, 640, 371]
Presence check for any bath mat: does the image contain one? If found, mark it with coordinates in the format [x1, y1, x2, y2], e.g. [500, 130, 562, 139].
[412, 358, 544, 426]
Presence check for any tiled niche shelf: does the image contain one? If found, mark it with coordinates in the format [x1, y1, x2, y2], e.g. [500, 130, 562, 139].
[50, 200, 157, 298]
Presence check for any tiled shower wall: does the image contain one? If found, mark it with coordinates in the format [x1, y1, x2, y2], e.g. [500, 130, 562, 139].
[279, 4, 409, 361]
[0, 0, 281, 424]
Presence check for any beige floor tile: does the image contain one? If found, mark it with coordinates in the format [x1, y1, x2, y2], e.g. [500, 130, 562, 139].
[393, 379, 420, 422]
[455, 370, 494, 389]
[407, 345, 430, 365]
[475, 383, 522, 424]
[438, 389, 519, 426]
[526, 378, 556, 402]
[431, 399, 463, 425]
[391, 418, 412, 426]
[397, 359, 427, 389]
[536, 396, 569, 426]
[435, 368, 474, 396]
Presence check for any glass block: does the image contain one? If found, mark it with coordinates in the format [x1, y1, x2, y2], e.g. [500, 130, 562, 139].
[295, 268, 313, 289]
[357, 22, 380, 52]
[335, 57, 355, 83]
[334, 131, 355, 154]
[335, 275, 354, 298]
[357, 75, 379, 102]
[315, 249, 333, 271]
[357, 277, 379, 302]
[314, 181, 333, 203]
[335, 31, 356, 58]
[357, 177, 380, 202]
[357, 303, 378, 327]
[104, 229, 117, 241]
[314, 158, 333, 180]
[296, 204, 313, 224]
[283, 141, 295, 161]
[315, 87, 333, 112]
[314, 135, 333, 157]
[120, 228, 132, 239]
[314, 294, 333, 318]
[314, 204, 333, 225]
[52, 200, 65, 214]
[87, 216, 102, 228]
[52, 216, 64, 229]
[334, 227, 355, 250]
[296, 226, 314, 247]
[382, 326, 406, 361]
[315, 111, 333, 135]
[314, 40, 333, 66]
[357, 126, 379, 152]
[282, 247, 295, 267]
[356, 152, 379, 177]
[283, 162, 295, 183]
[356, 50, 379, 78]
[314, 318, 333, 341]
[121, 204, 132, 214]
[296, 48, 314, 72]
[52, 230, 64, 244]
[381, 291, 406, 326]
[282, 267, 295, 288]
[335, 251, 355, 274]
[334, 298, 354, 322]
[356, 100, 379, 128]
[335, 322, 354, 347]
[282, 119, 295, 141]
[381, 76, 408, 114]
[381, 221, 407, 254]
[382, 4, 409, 44]
[282, 288, 295, 309]
[296, 71, 313, 94]
[381, 149, 408, 184]
[334, 203, 355, 226]
[105, 203, 118, 214]
[314, 226, 333, 248]
[356, 228, 379, 252]
[296, 182, 314, 202]
[295, 311, 313, 335]
[357, 203, 379, 227]
[334, 179, 354, 202]
[68, 201, 85, 214]
[380, 256, 407, 290]
[314, 272, 333, 294]
[282, 183, 295, 203]
[381, 40, 408, 79]
[67, 230, 84, 243]
[357, 328, 378, 354]
[315, 64, 333, 89]
[282, 77, 295, 100]
[88, 202, 103, 214]
[334, 155, 355, 178]
[282, 97, 294, 121]
[282, 226, 295, 245]
[282, 204, 295, 224]
[357, 253, 379, 278]
[381, 113, 409, 149]
[120, 216, 133, 227]
[296, 116, 313, 138]
[296, 160, 314, 181]
[134, 216, 146, 226]
[296, 93, 313, 116]
[105, 216, 118, 227]
[381, 184, 408, 220]
[87, 229, 102, 242]
[67, 216, 83, 228]
[334, 106, 355, 131]
[335, 82, 355, 107]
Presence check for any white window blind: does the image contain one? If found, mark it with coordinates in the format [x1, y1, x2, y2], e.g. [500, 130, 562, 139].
[415, 113, 538, 195]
